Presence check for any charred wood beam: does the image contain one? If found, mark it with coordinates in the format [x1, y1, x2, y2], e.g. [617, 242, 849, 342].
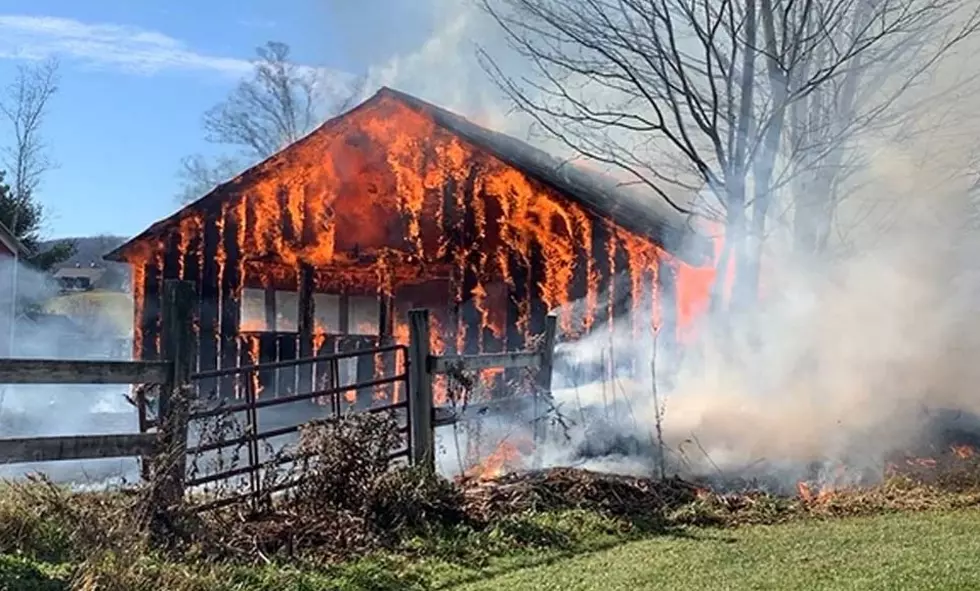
[478, 188, 506, 395]
[301, 184, 319, 245]
[640, 265, 656, 337]
[239, 335, 258, 399]
[198, 213, 221, 398]
[162, 232, 182, 281]
[590, 219, 613, 329]
[256, 333, 278, 393]
[297, 263, 315, 393]
[636, 260, 657, 378]
[182, 233, 203, 376]
[569, 217, 590, 324]
[277, 334, 298, 396]
[378, 294, 397, 400]
[337, 336, 359, 411]
[139, 262, 162, 361]
[504, 248, 528, 396]
[314, 335, 338, 407]
[0, 359, 170, 384]
[277, 185, 297, 244]
[379, 295, 394, 337]
[440, 180, 459, 264]
[528, 238, 548, 342]
[182, 233, 203, 286]
[461, 175, 481, 359]
[219, 206, 243, 399]
[355, 335, 376, 408]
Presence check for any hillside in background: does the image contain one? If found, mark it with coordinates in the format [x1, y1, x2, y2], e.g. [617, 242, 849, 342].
[40, 235, 129, 270]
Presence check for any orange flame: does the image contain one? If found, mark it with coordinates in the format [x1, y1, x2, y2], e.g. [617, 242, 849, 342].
[465, 440, 526, 481]
[797, 481, 837, 503]
[951, 444, 975, 459]
[119, 92, 719, 402]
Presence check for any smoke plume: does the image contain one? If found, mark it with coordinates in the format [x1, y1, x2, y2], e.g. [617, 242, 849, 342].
[326, 1, 980, 490]
[0, 257, 138, 486]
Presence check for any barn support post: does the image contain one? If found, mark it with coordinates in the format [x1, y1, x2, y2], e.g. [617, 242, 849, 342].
[378, 294, 397, 401]
[532, 312, 558, 468]
[297, 263, 315, 393]
[219, 206, 242, 399]
[504, 251, 529, 393]
[197, 214, 221, 399]
[408, 308, 434, 472]
[139, 262, 163, 361]
[156, 279, 196, 510]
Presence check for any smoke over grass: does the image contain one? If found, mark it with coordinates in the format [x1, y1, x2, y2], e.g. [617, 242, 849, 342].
[542, 161, 980, 493]
[330, 0, 980, 492]
[0, 257, 137, 486]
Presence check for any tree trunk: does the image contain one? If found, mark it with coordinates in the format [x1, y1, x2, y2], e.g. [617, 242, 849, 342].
[714, 0, 757, 322]
[740, 0, 790, 306]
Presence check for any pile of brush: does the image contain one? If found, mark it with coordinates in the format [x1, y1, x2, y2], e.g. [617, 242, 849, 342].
[886, 448, 980, 492]
[457, 467, 700, 522]
[188, 413, 469, 562]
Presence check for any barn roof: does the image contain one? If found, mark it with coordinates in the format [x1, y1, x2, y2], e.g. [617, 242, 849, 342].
[106, 87, 711, 265]
[0, 219, 28, 257]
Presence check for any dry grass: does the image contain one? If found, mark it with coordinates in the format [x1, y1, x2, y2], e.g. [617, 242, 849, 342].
[3, 414, 980, 590]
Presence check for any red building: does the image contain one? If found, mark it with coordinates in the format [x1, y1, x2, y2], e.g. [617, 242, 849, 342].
[0, 220, 27, 357]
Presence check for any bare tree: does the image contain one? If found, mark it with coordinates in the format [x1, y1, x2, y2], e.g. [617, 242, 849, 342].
[479, 0, 980, 314]
[175, 154, 244, 204]
[177, 41, 366, 203]
[1, 59, 58, 207]
[785, 2, 980, 261]
[0, 58, 73, 269]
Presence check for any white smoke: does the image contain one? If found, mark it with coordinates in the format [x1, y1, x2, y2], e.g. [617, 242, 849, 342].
[537, 144, 980, 492]
[331, 1, 980, 489]
[0, 257, 138, 486]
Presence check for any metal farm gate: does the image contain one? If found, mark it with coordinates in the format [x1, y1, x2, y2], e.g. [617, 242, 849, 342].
[181, 341, 411, 512]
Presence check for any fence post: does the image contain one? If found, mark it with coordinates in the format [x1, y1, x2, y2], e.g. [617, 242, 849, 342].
[533, 312, 558, 459]
[408, 308, 434, 472]
[156, 279, 197, 508]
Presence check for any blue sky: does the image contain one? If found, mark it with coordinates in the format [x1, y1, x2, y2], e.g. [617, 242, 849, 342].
[0, 1, 442, 239]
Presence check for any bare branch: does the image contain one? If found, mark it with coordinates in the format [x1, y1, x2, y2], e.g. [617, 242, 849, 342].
[201, 41, 364, 160]
[180, 41, 365, 203]
[0, 58, 59, 210]
[479, 0, 980, 313]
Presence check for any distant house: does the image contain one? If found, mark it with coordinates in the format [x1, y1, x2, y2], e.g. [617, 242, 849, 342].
[52, 263, 124, 293]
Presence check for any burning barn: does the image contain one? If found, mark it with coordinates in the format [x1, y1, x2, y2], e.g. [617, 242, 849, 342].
[104, 88, 715, 406]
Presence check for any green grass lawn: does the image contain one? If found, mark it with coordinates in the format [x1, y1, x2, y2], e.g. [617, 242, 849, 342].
[452, 508, 980, 591]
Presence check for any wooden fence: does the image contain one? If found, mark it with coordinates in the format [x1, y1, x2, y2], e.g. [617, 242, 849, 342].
[407, 308, 558, 471]
[0, 279, 196, 506]
[0, 281, 559, 505]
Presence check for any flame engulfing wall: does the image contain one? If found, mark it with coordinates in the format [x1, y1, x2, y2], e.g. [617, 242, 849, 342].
[109, 90, 715, 402]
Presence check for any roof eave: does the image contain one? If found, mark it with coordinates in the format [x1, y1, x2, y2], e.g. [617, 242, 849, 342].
[0, 220, 29, 258]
